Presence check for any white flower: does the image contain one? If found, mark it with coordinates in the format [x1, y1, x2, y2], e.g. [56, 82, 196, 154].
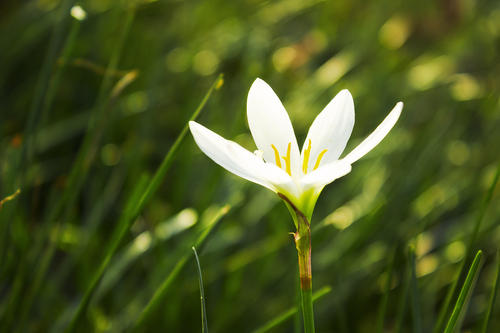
[189, 78, 403, 219]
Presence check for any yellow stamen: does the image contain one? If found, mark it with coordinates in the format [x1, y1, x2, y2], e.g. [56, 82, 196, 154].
[302, 139, 312, 174]
[271, 144, 282, 168]
[313, 149, 328, 170]
[282, 142, 292, 176]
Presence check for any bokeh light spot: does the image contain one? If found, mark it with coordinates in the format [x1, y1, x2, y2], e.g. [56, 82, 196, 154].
[193, 50, 219, 76]
[272, 46, 297, 72]
[445, 240, 465, 263]
[450, 74, 482, 101]
[325, 206, 354, 230]
[407, 56, 454, 90]
[416, 232, 434, 257]
[165, 48, 191, 73]
[446, 140, 470, 166]
[101, 144, 121, 166]
[417, 254, 439, 277]
[379, 15, 411, 49]
[70, 5, 87, 21]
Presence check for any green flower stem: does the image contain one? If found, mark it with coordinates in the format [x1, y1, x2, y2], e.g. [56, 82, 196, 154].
[300, 287, 315, 333]
[279, 194, 315, 333]
[296, 224, 314, 333]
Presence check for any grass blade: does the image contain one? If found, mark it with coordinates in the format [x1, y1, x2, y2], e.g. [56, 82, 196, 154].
[376, 247, 396, 333]
[21, 0, 76, 167]
[192, 246, 208, 333]
[18, 9, 137, 331]
[395, 255, 411, 333]
[434, 162, 500, 333]
[409, 245, 422, 333]
[132, 205, 230, 331]
[252, 286, 331, 333]
[480, 250, 500, 333]
[444, 250, 483, 333]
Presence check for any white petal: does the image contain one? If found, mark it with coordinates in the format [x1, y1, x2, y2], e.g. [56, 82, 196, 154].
[342, 102, 403, 165]
[189, 121, 278, 191]
[247, 78, 301, 174]
[301, 160, 352, 188]
[301, 89, 354, 172]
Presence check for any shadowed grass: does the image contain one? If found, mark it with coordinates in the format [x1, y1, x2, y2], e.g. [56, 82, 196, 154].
[409, 245, 422, 333]
[434, 162, 500, 333]
[395, 256, 411, 333]
[376, 247, 396, 333]
[15, 8, 137, 330]
[481, 250, 500, 333]
[63, 73, 224, 332]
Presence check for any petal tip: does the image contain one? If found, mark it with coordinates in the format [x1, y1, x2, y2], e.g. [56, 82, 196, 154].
[339, 88, 352, 96]
[188, 120, 199, 130]
[392, 102, 404, 117]
[338, 89, 354, 106]
[251, 78, 268, 89]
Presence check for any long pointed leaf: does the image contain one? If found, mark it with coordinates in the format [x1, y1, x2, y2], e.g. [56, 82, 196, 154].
[192, 246, 209, 333]
[480, 250, 500, 333]
[444, 250, 483, 333]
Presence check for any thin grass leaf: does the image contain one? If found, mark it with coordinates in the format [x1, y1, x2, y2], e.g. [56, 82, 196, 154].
[395, 256, 411, 333]
[21, 0, 76, 168]
[252, 286, 331, 333]
[132, 205, 230, 331]
[434, 162, 500, 333]
[63, 73, 223, 332]
[376, 247, 396, 333]
[192, 246, 208, 333]
[444, 250, 483, 333]
[0, 2, 76, 330]
[409, 245, 422, 333]
[480, 250, 500, 333]
[0, 0, 75, 273]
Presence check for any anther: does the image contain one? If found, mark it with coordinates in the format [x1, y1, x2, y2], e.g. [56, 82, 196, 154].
[271, 144, 282, 168]
[313, 149, 328, 170]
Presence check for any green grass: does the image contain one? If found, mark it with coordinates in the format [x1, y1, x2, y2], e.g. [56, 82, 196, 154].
[1, 0, 500, 332]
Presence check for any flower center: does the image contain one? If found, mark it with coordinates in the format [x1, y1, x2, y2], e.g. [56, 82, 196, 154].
[271, 140, 327, 176]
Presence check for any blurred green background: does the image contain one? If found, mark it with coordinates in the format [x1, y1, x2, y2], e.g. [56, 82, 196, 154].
[1, 0, 500, 332]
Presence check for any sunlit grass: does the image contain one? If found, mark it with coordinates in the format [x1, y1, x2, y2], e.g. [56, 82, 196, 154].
[1, 0, 499, 332]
